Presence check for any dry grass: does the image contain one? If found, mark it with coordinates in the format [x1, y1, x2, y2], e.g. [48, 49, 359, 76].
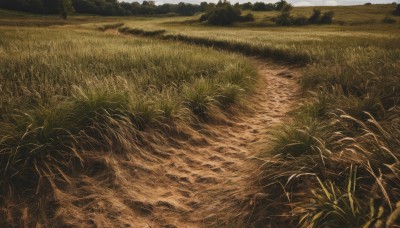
[110, 4, 400, 226]
[1, 3, 399, 226]
[0, 26, 257, 226]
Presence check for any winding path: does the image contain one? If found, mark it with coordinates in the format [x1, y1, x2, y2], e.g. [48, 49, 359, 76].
[65, 31, 301, 227]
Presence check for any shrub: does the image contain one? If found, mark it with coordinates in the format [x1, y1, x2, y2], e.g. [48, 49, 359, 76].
[241, 2, 252, 10]
[308, 8, 334, 24]
[382, 16, 396, 24]
[252, 2, 267, 11]
[207, 7, 240, 25]
[275, 5, 294, 26]
[200, 1, 254, 25]
[275, 11, 292, 26]
[364, 2, 372, 5]
[252, 2, 275, 11]
[292, 16, 308, 26]
[275, 5, 308, 26]
[238, 13, 255, 22]
[393, 4, 400, 16]
[60, 0, 74, 20]
[308, 8, 321, 24]
[275, 0, 289, 11]
[319, 11, 334, 24]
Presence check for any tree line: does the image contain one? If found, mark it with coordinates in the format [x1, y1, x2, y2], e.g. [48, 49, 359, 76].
[0, 0, 292, 17]
[0, 0, 204, 16]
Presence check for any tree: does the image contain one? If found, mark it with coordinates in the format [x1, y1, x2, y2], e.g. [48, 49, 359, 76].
[200, 2, 208, 11]
[307, 8, 334, 24]
[308, 8, 321, 24]
[241, 2, 252, 10]
[253, 2, 267, 11]
[319, 10, 334, 24]
[0, 0, 204, 16]
[200, 1, 253, 26]
[275, 4, 292, 26]
[177, 2, 195, 16]
[275, 0, 289, 11]
[30, 0, 45, 13]
[43, 0, 61, 13]
[393, 4, 400, 16]
[60, 0, 74, 19]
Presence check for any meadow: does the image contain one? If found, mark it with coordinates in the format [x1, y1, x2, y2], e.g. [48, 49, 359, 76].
[103, 4, 400, 226]
[1, 3, 400, 227]
[0, 24, 256, 225]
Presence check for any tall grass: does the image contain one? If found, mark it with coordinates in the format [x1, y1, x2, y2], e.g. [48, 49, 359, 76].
[116, 7, 400, 226]
[1, 5, 399, 225]
[0, 26, 257, 225]
[248, 28, 400, 226]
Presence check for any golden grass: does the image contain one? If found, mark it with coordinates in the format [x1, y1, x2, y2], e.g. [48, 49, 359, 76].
[1, 3, 399, 226]
[0, 25, 257, 226]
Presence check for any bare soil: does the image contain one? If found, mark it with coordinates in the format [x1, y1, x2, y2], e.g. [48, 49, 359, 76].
[54, 57, 300, 227]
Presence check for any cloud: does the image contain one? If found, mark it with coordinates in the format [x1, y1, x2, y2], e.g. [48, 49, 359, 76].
[293, 1, 314, 6]
[324, 0, 338, 5]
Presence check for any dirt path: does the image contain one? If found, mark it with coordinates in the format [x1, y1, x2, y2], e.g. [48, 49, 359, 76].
[103, 60, 300, 227]
[65, 31, 300, 227]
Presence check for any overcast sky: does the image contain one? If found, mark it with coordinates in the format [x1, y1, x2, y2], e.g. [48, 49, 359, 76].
[120, 0, 397, 6]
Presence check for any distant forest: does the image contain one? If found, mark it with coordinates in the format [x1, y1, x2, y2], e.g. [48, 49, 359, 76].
[0, 0, 283, 16]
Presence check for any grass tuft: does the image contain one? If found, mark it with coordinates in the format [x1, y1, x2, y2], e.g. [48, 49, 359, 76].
[184, 78, 218, 118]
[269, 118, 334, 157]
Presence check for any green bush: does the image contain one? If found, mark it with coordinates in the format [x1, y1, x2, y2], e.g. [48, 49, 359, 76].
[292, 16, 308, 26]
[382, 16, 396, 24]
[319, 11, 334, 24]
[275, 5, 309, 26]
[275, 0, 290, 11]
[393, 4, 400, 16]
[308, 8, 321, 24]
[308, 8, 334, 24]
[199, 1, 254, 26]
[238, 13, 255, 22]
[275, 11, 292, 26]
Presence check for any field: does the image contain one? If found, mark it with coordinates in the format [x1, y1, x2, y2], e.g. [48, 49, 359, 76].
[1, 3, 400, 227]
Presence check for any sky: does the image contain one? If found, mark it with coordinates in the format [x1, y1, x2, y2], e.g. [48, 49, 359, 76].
[120, 0, 397, 6]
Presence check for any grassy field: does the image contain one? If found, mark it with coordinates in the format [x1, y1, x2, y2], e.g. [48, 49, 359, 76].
[113, 4, 400, 226]
[1, 3, 400, 227]
[0, 25, 257, 225]
[250, 3, 398, 25]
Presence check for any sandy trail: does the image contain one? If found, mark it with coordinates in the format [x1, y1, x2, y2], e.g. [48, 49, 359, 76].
[64, 30, 300, 227]
[144, 60, 300, 227]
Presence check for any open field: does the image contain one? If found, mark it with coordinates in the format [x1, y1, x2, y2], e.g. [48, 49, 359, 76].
[1, 3, 400, 227]
[250, 3, 398, 25]
[0, 25, 259, 226]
